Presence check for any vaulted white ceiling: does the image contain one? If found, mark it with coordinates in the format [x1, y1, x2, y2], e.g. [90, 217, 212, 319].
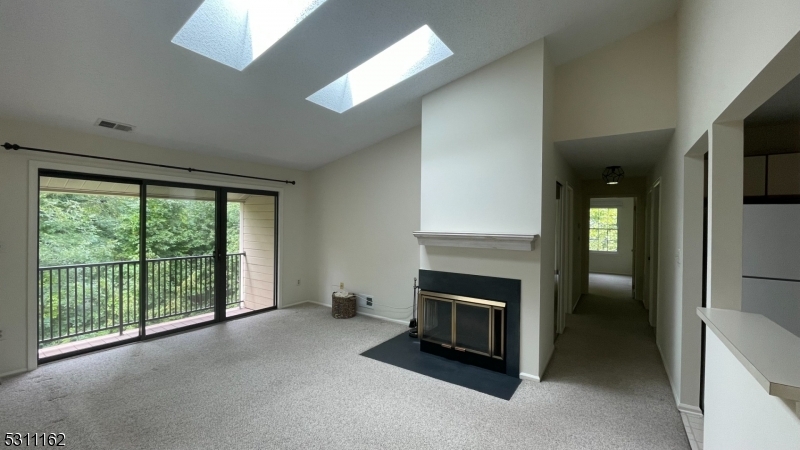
[0, 0, 677, 170]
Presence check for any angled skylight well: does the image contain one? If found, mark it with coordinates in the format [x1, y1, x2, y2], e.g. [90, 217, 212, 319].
[172, 0, 327, 70]
[307, 25, 453, 113]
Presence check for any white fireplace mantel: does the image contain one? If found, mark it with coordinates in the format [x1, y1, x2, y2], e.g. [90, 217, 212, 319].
[413, 231, 539, 251]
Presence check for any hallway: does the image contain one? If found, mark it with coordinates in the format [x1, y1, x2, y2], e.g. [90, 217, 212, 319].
[588, 273, 634, 299]
[545, 273, 689, 448]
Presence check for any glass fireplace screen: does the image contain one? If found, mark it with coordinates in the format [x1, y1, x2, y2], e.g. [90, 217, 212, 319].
[419, 291, 505, 360]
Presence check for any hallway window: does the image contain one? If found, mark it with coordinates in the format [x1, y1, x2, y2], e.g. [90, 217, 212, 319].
[589, 208, 618, 252]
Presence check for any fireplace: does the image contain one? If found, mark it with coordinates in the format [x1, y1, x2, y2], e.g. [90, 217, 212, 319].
[418, 270, 520, 376]
[419, 291, 505, 372]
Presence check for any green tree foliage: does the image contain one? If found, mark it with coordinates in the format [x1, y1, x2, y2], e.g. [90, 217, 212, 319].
[38, 192, 244, 347]
[39, 192, 241, 266]
[39, 193, 140, 266]
[226, 202, 241, 254]
[589, 207, 618, 252]
[145, 198, 215, 259]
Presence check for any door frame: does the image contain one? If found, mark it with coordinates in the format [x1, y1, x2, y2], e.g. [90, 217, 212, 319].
[220, 186, 281, 321]
[139, 178, 228, 340]
[28, 160, 285, 370]
[554, 182, 562, 340]
[586, 195, 636, 297]
[566, 185, 575, 315]
[643, 193, 652, 310]
[554, 181, 572, 336]
[631, 199, 637, 299]
[648, 179, 663, 328]
[138, 180, 280, 338]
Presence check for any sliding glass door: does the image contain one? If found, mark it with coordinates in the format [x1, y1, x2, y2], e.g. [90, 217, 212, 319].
[37, 173, 143, 359]
[37, 171, 279, 362]
[224, 191, 278, 318]
[144, 184, 218, 334]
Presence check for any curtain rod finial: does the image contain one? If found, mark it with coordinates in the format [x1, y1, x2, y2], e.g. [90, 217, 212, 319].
[2, 142, 20, 150]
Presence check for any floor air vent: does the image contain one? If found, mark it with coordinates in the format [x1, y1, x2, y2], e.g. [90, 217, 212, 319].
[95, 119, 135, 132]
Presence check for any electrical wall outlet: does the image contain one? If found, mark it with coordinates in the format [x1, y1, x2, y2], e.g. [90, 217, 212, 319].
[297, 279, 301, 286]
[339, 282, 344, 290]
[356, 294, 374, 310]
[0, 329, 4, 341]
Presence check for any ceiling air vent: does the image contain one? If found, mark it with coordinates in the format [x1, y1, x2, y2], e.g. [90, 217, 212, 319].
[95, 119, 135, 132]
[113, 124, 134, 132]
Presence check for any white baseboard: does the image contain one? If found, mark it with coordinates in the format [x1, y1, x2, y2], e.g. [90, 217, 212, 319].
[0, 367, 28, 379]
[519, 372, 541, 382]
[303, 300, 330, 307]
[572, 294, 584, 313]
[280, 300, 315, 309]
[678, 403, 703, 416]
[655, 340, 697, 416]
[356, 311, 409, 326]
[298, 301, 409, 326]
[589, 271, 633, 276]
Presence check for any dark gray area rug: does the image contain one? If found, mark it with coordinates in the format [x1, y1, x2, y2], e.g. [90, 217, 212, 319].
[361, 332, 522, 400]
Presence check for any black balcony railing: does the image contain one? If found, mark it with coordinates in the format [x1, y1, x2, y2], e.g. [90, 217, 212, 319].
[38, 253, 244, 346]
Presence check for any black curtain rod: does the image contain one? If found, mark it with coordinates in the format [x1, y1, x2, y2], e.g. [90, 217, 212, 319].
[2, 142, 296, 185]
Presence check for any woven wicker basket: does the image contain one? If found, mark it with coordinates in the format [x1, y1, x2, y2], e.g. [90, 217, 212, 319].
[332, 293, 357, 319]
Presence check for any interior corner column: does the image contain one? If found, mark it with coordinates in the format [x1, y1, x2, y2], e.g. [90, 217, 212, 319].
[678, 147, 707, 409]
[707, 121, 744, 311]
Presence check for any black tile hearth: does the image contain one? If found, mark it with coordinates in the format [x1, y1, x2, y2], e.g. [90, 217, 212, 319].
[361, 332, 521, 400]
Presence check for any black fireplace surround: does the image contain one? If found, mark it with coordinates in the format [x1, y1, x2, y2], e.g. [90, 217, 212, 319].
[419, 270, 520, 377]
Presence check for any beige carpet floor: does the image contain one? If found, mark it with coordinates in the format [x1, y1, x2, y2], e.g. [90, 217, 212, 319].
[1, 279, 687, 449]
[588, 273, 635, 299]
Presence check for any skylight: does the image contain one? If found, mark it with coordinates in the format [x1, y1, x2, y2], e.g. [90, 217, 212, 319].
[307, 25, 453, 113]
[172, 0, 327, 71]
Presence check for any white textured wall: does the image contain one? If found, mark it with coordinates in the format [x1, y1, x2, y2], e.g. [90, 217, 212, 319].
[0, 117, 311, 377]
[707, 121, 744, 311]
[588, 198, 635, 276]
[646, 0, 800, 412]
[704, 331, 800, 449]
[420, 39, 581, 378]
[307, 128, 421, 323]
[554, 17, 677, 142]
[421, 42, 544, 235]
[421, 40, 547, 378]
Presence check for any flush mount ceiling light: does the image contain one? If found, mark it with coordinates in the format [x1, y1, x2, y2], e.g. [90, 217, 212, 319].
[172, 0, 328, 70]
[602, 166, 625, 185]
[306, 25, 453, 113]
